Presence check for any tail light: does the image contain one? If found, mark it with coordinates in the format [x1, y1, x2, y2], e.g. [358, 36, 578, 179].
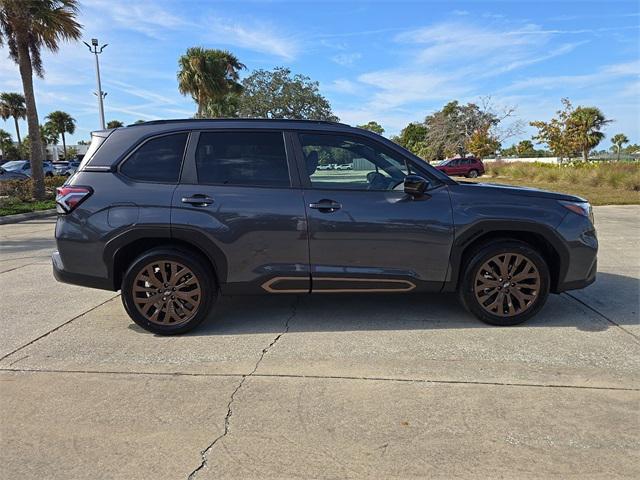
[56, 186, 92, 213]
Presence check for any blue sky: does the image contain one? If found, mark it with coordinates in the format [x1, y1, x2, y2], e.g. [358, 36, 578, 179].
[1, 0, 639, 145]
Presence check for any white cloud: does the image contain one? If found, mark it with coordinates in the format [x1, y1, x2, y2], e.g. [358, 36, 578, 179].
[330, 53, 362, 66]
[325, 79, 361, 95]
[357, 70, 468, 109]
[82, 0, 191, 39]
[504, 60, 640, 92]
[202, 17, 300, 60]
[396, 22, 554, 67]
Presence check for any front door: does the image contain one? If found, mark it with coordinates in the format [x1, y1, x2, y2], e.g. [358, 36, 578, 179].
[171, 130, 310, 295]
[294, 132, 454, 293]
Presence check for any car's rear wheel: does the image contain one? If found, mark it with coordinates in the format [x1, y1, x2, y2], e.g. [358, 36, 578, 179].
[121, 248, 216, 335]
[459, 241, 549, 326]
[467, 169, 479, 178]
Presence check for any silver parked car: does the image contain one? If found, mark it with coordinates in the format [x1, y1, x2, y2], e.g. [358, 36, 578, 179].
[0, 166, 29, 181]
[53, 160, 80, 176]
[1, 160, 54, 177]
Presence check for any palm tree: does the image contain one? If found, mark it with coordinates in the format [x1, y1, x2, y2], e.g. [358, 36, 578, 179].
[39, 122, 58, 158]
[0, 0, 82, 199]
[568, 107, 611, 162]
[0, 92, 26, 144]
[177, 47, 245, 117]
[45, 111, 75, 158]
[106, 120, 124, 129]
[610, 133, 629, 161]
[0, 128, 12, 155]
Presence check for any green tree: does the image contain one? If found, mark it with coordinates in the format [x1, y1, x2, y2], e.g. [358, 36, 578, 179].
[203, 92, 241, 118]
[178, 47, 245, 118]
[423, 101, 499, 161]
[391, 123, 428, 158]
[45, 110, 75, 158]
[65, 145, 77, 159]
[0, 0, 82, 199]
[515, 140, 536, 157]
[531, 99, 580, 161]
[106, 120, 124, 129]
[568, 106, 611, 162]
[40, 122, 58, 146]
[0, 92, 26, 144]
[357, 121, 384, 135]
[465, 125, 500, 159]
[0, 127, 12, 153]
[239, 67, 338, 121]
[133, 119, 146, 124]
[610, 133, 629, 161]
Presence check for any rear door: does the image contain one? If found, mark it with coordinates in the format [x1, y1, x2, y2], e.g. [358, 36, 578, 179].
[293, 131, 454, 293]
[171, 130, 310, 295]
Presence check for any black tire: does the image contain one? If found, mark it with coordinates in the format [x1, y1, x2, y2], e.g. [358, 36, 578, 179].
[121, 248, 216, 335]
[467, 169, 479, 178]
[458, 240, 550, 326]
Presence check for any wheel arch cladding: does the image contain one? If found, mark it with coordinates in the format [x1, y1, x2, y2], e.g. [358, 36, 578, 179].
[449, 223, 567, 293]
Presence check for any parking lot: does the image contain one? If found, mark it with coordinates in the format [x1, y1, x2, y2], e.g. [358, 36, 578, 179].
[1, 206, 638, 479]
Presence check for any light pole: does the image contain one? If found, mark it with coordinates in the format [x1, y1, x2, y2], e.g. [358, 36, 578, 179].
[83, 38, 108, 129]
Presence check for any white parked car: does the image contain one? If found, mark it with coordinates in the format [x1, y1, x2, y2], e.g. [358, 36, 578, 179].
[316, 164, 333, 170]
[335, 163, 353, 170]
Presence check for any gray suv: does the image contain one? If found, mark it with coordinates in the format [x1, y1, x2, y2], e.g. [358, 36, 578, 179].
[53, 119, 597, 334]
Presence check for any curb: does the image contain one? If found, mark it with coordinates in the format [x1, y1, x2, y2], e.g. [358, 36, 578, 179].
[0, 209, 57, 225]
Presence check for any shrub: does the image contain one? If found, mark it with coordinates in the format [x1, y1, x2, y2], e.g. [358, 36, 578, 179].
[0, 176, 66, 201]
[483, 161, 639, 191]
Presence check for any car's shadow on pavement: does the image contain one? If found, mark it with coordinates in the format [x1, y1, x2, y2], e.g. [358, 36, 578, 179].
[127, 272, 638, 337]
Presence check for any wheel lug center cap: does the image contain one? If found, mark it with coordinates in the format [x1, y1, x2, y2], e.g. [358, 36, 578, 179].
[503, 282, 510, 288]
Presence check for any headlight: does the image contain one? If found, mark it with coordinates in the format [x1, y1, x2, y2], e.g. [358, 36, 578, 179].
[559, 200, 593, 223]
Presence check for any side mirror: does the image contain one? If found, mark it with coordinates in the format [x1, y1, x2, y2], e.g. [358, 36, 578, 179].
[404, 175, 430, 196]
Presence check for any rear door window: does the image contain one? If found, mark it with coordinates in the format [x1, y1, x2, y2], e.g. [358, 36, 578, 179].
[120, 133, 188, 183]
[195, 131, 290, 187]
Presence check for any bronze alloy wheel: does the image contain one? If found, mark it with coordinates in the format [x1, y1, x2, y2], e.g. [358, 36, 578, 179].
[132, 260, 202, 326]
[473, 253, 541, 317]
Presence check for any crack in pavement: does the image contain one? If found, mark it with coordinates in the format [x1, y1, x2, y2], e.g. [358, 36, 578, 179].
[2, 367, 637, 392]
[0, 295, 120, 363]
[563, 292, 640, 344]
[186, 297, 299, 480]
[0, 261, 48, 274]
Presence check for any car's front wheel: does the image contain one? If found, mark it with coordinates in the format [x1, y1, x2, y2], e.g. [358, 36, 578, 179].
[459, 241, 550, 326]
[121, 248, 216, 335]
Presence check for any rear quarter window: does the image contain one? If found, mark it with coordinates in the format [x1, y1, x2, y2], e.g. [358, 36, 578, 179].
[120, 133, 188, 183]
[195, 131, 290, 187]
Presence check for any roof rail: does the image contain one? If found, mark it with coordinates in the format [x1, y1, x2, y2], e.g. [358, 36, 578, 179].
[127, 118, 350, 128]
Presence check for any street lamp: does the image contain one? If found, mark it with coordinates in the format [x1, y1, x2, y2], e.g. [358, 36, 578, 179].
[83, 38, 108, 129]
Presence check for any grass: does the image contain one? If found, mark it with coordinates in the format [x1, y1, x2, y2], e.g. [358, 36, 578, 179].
[0, 198, 56, 216]
[465, 161, 640, 206]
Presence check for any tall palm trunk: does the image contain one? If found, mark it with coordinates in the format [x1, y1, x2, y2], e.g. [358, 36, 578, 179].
[61, 131, 67, 158]
[13, 116, 21, 144]
[617, 148, 621, 162]
[15, 30, 45, 199]
[582, 148, 589, 163]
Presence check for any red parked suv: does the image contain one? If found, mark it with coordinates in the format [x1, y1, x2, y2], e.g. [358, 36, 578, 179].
[436, 157, 485, 178]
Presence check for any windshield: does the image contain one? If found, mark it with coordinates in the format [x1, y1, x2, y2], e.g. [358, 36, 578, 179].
[1, 161, 26, 171]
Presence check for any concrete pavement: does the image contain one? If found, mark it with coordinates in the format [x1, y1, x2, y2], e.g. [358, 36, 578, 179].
[1, 206, 638, 479]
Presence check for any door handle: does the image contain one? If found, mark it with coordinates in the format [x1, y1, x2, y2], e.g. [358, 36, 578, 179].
[181, 194, 214, 206]
[309, 199, 341, 212]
